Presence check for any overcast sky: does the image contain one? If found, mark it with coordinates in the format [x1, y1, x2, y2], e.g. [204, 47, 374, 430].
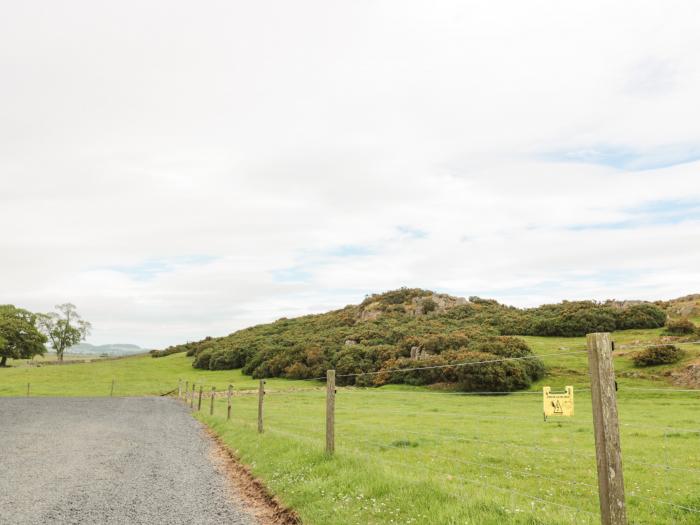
[2, 1, 699, 348]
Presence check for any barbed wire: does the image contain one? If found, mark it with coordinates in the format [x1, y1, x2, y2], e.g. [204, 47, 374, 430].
[621, 387, 700, 393]
[335, 409, 589, 424]
[334, 350, 589, 379]
[627, 490, 700, 514]
[339, 388, 554, 396]
[619, 421, 700, 434]
[623, 456, 700, 475]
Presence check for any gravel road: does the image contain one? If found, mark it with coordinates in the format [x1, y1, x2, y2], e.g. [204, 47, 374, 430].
[0, 397, 258, 525]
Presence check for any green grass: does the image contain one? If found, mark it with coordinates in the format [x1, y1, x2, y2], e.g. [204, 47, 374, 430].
[2, 329, 700, 524]
[0, 353, 297, 396]
[195, 384, 700, 524]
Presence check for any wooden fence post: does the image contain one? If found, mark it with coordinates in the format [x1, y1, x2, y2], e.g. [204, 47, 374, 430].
[257, 380, 265, 433]
[227, 384, 232, 421]
[110, 379, 115, 397]
[198, 385, 203, 411]
[27, 383, 30, 397]
[178, 380, 182, 399]
[184, 381, 189, 404]
[587, 332, 627, 525]
[190, 383, 195, 409]
[210, 386, 216, 415]
[326, 370, 336, 455]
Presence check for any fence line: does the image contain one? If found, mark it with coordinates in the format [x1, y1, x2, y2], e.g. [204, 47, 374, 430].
[618, 340, 700, 349]
[218, 402, 700, 502]
[334, 349, 589, 379]
[627, 490, 700, 514]
[175, 331, 699, 525]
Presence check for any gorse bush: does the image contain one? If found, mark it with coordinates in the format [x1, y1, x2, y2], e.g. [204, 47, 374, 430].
[373, 338, 545, 392]
[633, 345, 685, 367]
[665, 318, 696, 335]
[162, 289, 668, 392]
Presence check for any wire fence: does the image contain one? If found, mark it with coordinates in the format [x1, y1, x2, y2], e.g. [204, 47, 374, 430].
[175, 341, 700, 525]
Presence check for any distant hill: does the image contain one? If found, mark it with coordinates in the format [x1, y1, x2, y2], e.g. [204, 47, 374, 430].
[67, 343, 148, 356]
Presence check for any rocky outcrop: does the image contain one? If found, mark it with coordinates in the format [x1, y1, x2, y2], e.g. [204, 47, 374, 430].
[605, 300, 646, 310]
[671, 359, 700, 389]
[409, 346, 434, 360]
[357, 292, 469, 322]
[409, 294, 467, 317]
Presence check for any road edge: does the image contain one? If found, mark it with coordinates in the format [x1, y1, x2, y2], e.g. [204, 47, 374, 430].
[204, 426, 303, 525]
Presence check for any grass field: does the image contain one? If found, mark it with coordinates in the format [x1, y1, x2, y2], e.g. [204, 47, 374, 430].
[1, 330, 699, 524]
[0, 353, 296, 396]
[197, 385, 700, 524]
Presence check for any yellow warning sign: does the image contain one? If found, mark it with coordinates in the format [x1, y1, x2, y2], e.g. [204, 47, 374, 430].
[543, 386, 574, 418]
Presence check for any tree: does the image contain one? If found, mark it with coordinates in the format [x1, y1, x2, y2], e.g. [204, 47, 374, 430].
[37, 303, 91, 362]
[0, 305, 47, 367]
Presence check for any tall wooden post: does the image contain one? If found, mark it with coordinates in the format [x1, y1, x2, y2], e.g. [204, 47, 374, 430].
[326, 370, 336, 455]
[257, 380, 265, 433]
[110, 379, 115, 397]
[587, 333, 627, 525]
[27, 383, 30, 397]
[197, 385, 203, 411]
[210, 386, 216, 415]
[190, 383, 195, 409]
[178, 380, 182, 399]
[227, 384, 232, 421]
[184, 381, 189, 404]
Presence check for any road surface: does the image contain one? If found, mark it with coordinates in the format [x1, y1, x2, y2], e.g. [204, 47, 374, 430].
[0, 397, 257, 525]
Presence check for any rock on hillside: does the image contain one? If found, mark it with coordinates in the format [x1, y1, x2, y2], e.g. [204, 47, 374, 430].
[358, 289, 468, 321]
[664, 294, 700, 319]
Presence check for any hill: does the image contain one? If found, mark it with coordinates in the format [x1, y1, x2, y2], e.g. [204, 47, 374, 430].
[68, 343, 148, 356]
[154, 288, 692, 392]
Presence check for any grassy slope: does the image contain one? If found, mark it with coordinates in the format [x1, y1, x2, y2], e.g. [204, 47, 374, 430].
[2, 330, 699, 524]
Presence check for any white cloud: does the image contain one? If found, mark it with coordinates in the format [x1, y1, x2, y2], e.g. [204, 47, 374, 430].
[1, 1, 699, 347]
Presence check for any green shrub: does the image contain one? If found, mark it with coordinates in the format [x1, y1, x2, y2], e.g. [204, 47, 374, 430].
[531, 304, 617, 337]
[633, 345, 685, 367]
[193, 349, 213, 369]
[373, 342, 543, 392]
[421, 299, 438, 314]
[208, 346, 253, 370]
[615, 304, 666, 330]
[467, 336, 545, 382]
[453, 351, 534, 392]
[374, 355, 452, 386]
[150, 346, 184, 358]
[335, 344, 396, 386]
[665, 318, 696, 335]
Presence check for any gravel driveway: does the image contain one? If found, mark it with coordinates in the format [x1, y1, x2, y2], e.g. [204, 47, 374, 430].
[0, 397, 258, 525]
